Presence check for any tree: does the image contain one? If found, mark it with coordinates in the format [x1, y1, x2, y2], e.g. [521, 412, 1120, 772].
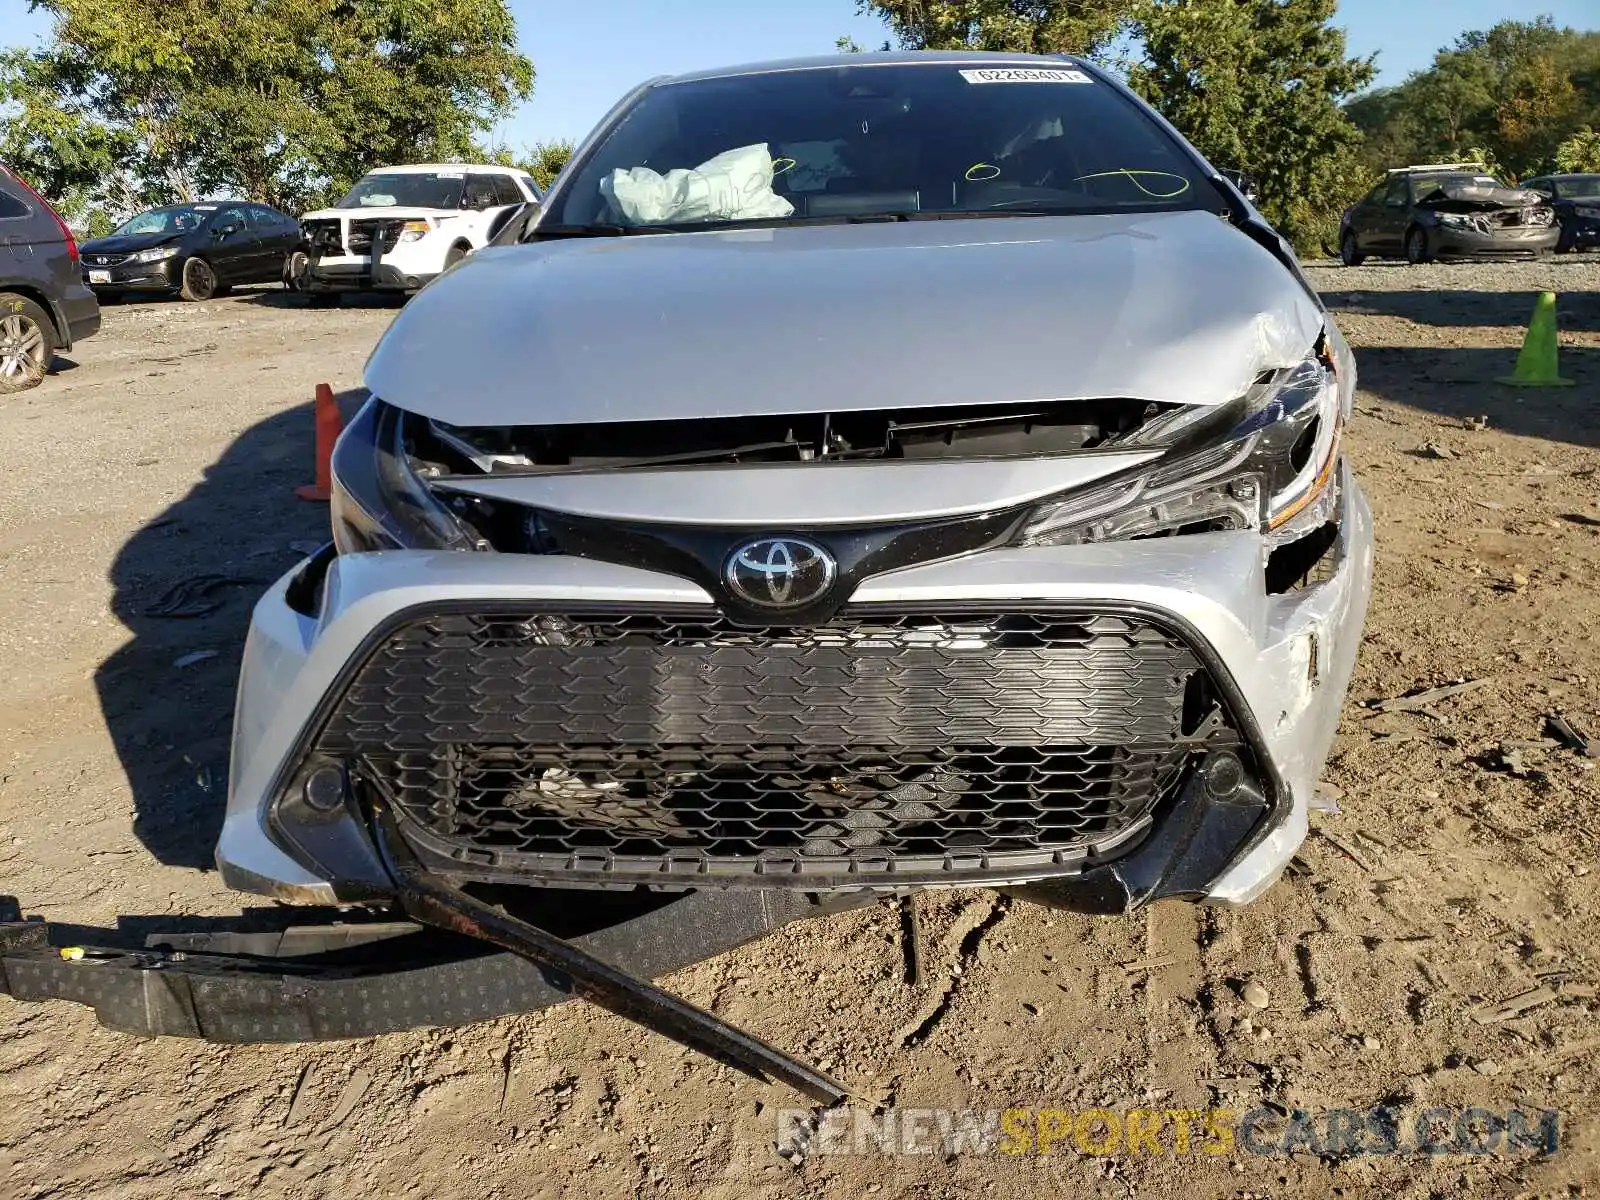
[520, 141, 574, 192]
[487, 139, 574, 192]
[1130, 0, 1375, 255]
[856, 0, 1138, 58]
[1346, 20, 1600, 179]
[1556, 127, 1600, 173]
[0, 48, 142, 233]
[1, 0, 534, 220]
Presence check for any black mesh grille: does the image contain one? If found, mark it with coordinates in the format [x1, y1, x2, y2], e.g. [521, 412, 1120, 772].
[308, 608, 1243, 886]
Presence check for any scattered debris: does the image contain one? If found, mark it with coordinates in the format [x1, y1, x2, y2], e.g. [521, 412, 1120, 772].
[1463, 415, 1490, 431]
[1361, 1034, 1382, 1051]
[1499, 747, 1531, 777]
[1471, 499, 1506, 511]
[1366, 678, 1492, 715]
[1508, 569, 1531, 590]
[1471, 1059, 1502, 1077]
[1122, 956, 1178, 974]
[1470, 986, 1559, 1024]
[1313, 828, 1374, 873]
[1548, 714, 1597, 758]
[1420, 442, 1456, 460]
[144, 574, 259, 619]
[1310, 782, 1343, 814]
[172, 650, 218, 669]
[1480, 745, 1544, 780]
[1240, 980, 1270, 1010]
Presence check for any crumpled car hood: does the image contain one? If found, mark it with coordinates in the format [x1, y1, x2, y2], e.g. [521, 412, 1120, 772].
[1415, 182, 1547, 210]
[365, 210, 1324, 427]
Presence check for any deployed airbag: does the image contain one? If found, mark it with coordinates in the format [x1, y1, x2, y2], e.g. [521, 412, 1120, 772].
[602, 144, 795, 225]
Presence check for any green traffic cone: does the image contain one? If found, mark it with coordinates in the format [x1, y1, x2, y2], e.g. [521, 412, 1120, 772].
[1497, 291, 1573, 387]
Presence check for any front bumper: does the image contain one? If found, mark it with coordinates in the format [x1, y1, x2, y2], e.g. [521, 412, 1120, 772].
[219, 470, 1374, 908]
[1431, 223, 1559, 259]
[82, 257, 180, 292]
[1560, 216, 1600, 249]
[307, 262, 439, 293]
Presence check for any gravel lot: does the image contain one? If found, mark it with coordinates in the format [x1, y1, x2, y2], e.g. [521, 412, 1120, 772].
[2, 260, 1599, 1198]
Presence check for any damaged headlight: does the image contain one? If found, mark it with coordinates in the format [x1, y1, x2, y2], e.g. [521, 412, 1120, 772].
[1019, 351, 1341, 547]
[330, 399, 483, 552]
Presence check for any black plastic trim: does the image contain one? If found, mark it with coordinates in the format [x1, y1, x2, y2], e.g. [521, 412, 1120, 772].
[536, 506, 1032, 625]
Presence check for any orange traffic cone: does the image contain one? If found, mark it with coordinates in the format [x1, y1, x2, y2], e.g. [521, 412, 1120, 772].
[295, 383, 343, 501]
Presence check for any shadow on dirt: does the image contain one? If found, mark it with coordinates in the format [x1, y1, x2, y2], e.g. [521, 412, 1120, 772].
[104, 285, 283, 308]
[93, 392, 365, 871]
[1309, 268, 1599, 331]
[1351, 343, 1600, 448]
[238, 290, 408, 311]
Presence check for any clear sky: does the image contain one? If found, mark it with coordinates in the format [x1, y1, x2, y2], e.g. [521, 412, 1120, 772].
[4, 0, 1596, 148]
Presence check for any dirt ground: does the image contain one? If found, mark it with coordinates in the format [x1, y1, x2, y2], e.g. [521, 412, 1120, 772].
[1, 259, 1599, 1199]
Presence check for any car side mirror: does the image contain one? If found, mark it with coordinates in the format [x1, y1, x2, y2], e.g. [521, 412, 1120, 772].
[1217, 168, 1258, 203]
[488, 201, 542, 247]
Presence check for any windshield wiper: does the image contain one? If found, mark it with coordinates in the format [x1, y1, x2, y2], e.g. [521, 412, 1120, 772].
[527, 223, 677, 241]
[527, 208, 1106, 241]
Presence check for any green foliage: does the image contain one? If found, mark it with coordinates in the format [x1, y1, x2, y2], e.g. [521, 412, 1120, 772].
[1130, 0, 1374, 255]
[523, 142, 575, 192]
[856, 0, 1138, 57]
[1346, 19, 1600, 180]
[488, 139, 574, 192]
[1, 0, 535, 223]
[1555, 127, 1600, 173]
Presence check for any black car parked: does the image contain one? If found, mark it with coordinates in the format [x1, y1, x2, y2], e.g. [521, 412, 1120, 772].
[80, 202, 302, 301]
[1339, 164, 1559, 264]
[1520, 174, 1600, 253]
[0, 162, 100, 393]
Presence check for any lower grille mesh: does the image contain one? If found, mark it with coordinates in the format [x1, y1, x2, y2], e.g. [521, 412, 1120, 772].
[309, 608, 1242, 885]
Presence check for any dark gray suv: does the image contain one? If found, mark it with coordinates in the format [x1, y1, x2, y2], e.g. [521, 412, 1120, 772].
[0, 164, 101, 393]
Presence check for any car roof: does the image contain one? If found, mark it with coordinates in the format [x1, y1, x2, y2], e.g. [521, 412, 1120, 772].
[665, 49, 1086, 85]
[363, 163, 529, 175]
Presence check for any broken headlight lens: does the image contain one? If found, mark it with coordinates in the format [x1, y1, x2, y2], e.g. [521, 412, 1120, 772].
[330, 399, 482, 552]
[1019, 353, 1341, 547]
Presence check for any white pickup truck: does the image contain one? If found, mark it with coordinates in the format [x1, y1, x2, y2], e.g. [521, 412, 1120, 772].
[291, 164, 541, 304]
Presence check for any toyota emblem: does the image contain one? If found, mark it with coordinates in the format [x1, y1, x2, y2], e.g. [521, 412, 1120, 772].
[723, 537, 837, 609]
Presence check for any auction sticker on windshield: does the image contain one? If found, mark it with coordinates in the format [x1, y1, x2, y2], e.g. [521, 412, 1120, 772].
[959, 67, 1091, 85]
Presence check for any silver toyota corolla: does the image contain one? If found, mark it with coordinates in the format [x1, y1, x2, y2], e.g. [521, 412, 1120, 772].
[220, 52, 1373, 914]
